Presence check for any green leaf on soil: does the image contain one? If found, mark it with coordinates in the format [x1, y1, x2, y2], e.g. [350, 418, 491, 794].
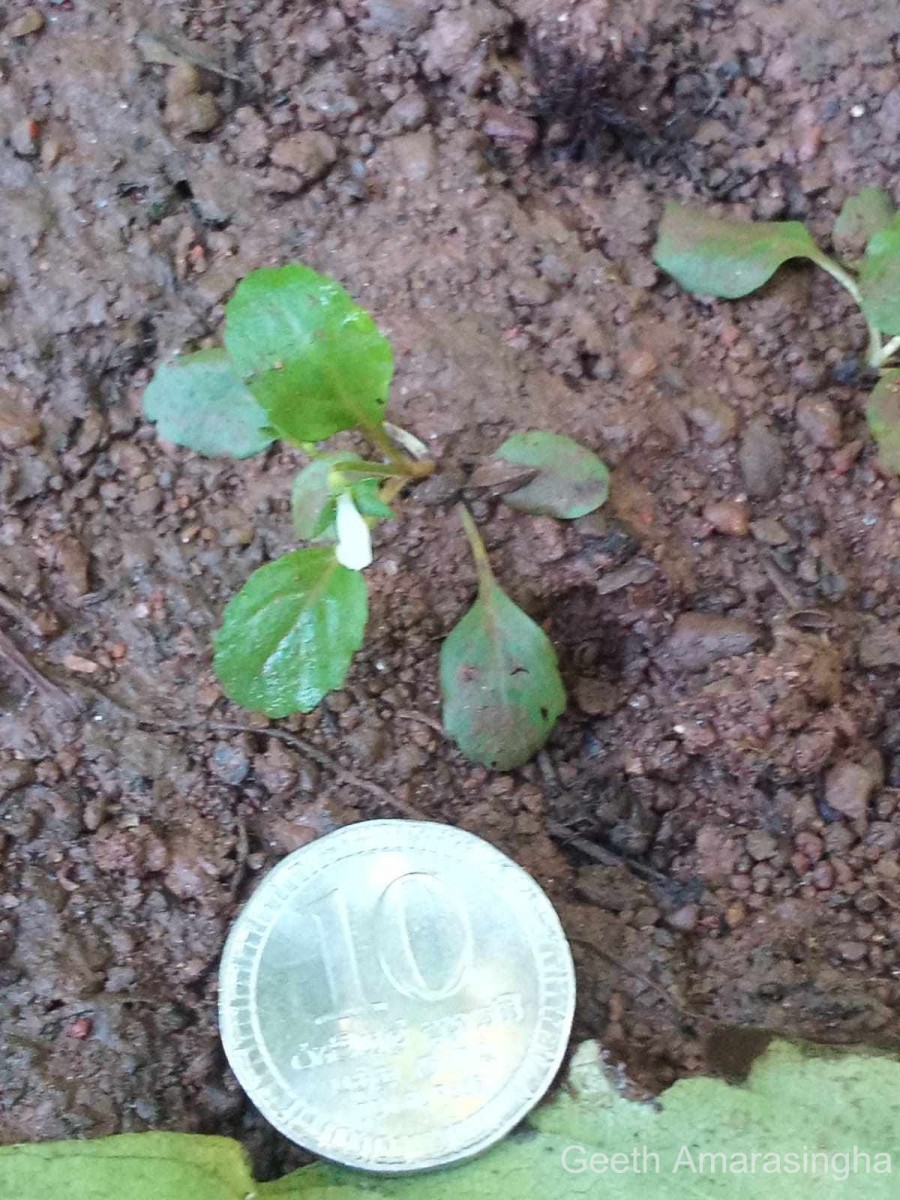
[441, 512, 565, 769]
[6, 1039, 898, 1199]
[858, 222, 900, 335]
[291, 453, 393, 541]
[223, 265, 393, 442]
[654, 203, 826, 298]
[213, 548, 367, 716]
[833, 187, 895, 261]
[866, 368, 900, 474]
[492, 431, 609, 519]
[0, 1132, 254, 1200]
[143, 348, 275, 458]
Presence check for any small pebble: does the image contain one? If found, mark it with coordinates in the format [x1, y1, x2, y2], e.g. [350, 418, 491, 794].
[811, 860, 835, 890]
[384, 90, 427, 132]
[210, 743, 250, 786]
[750, 517, 790, 546]
[481, 105, 538, 146]
[62, 654, 99, 675]
[8, 8, 44, 37]
[739, 417, 785, 499]
[270, 131, 337, 186]
[0, 388, 43, 449]
[745, 830, 778, 861]
[11, 119, 40, 158]
[831, 438, 863, 474]
[166, 63, 202, 105]
[724, 902, 746, 928]
[796, 396, 841, 448]
[824, 760, 880, 820]
[858, 625, 900, 668]
[704, 499, 749, 536]
[165, 92, 220, 135]
[40, 137, 62, 168]
[573, 676, 618, 716]
[663, 613, 760, 672]
[391, 130, 437, 183]
[683, 392, 737, 446]
[831, 356, 860, 385]
[695, 824, 739, 881]
[665, 903, 699, 932]
[621, 348, 657, 380]
[790, 852, 811, 876]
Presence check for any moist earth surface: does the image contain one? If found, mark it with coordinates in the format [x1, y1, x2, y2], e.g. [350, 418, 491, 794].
[1, 0, 900, 1179]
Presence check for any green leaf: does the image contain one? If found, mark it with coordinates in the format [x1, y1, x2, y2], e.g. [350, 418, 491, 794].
[493, 431, 609, 519]
[833, 187, 895, 260]
[291, 454, 345, 539]
[654, 203, 826, 298]
[353, 480, 394, 521]
[272, 1039, 900, 1198]
[4, 1039, 899, 1199]
[0, 1132, 254, 1200]
[143, 349, 275, 458]
[291, 454, 393, 541]
[299, 1040, 898, 1199]
[213, 548, 367, 716]
[858, 222, 900, 335]
[867, 368, 900, 473]
[223, 265, 393, 442]
[440, 556, 565, 770]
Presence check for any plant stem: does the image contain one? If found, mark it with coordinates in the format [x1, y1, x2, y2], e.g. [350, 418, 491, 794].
[456, 503, 494, 588]
[877, 335, 900, 367]
[813, 253, 884, 368]
[362, 423, 435, 478]
[331, 459, 399, 480]
[379, 476, 410, 507]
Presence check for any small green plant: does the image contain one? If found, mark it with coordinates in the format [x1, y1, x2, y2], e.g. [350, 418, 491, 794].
[143, 266, 610, 769]
[653, 191, 900, 473]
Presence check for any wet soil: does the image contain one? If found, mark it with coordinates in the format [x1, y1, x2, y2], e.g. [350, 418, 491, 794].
[2, 0, 900, 1179]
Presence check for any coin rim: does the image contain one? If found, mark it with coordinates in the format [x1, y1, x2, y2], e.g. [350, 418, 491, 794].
[219, 819, 575, 1173]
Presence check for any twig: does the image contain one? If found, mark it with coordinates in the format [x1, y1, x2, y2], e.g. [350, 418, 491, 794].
[164, 720, 430, 822]
[395, 708, 444, 735]
[566, 932, 714, 1027]
[0, 589, 44, 637]
[547, 821, 671, 886]
[763, 557, 807, 610]
[0, 627, 82, 718]
[53, 671, 431, 823]
[229, 814, 250, 900]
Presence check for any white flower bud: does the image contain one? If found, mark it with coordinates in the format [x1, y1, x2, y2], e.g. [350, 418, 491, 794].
[334, 490, 373, 571]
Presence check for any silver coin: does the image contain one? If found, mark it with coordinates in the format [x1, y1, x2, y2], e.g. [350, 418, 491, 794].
[219, 819, 575, 1173]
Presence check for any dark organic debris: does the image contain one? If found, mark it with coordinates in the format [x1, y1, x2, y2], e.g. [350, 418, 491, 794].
[527, 44, 659, 165]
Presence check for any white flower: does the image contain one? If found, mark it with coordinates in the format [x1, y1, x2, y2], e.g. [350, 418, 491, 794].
[334, 490, 372, 571]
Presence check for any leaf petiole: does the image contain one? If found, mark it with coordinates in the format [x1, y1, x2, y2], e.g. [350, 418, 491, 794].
[329, 459, 401, 482]
[457, 503, 494, 588]
[876, 334, 900, 367]
[811, 252, 885, 369]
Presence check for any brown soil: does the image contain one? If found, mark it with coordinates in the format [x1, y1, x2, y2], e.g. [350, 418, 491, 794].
[2, 0, 900, 1179]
